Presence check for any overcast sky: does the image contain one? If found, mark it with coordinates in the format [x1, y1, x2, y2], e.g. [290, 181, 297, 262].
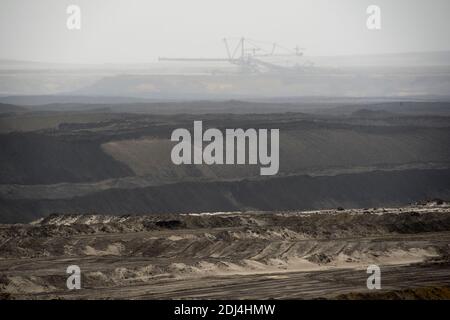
[1, 0, 449, 64]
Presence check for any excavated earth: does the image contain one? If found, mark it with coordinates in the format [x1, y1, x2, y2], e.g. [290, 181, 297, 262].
[1, 202, 450, 299]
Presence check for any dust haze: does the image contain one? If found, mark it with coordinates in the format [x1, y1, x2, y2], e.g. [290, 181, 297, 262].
[1, 0, 450, 301]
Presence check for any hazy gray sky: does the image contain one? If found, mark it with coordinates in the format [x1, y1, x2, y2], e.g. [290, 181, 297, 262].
[1, 0, 449, 63]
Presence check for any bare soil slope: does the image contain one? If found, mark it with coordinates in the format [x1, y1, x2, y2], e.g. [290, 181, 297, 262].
[1, 202, 450, 299]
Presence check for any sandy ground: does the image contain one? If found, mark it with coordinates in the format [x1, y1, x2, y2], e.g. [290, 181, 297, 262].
[1, 203, 450, 299]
